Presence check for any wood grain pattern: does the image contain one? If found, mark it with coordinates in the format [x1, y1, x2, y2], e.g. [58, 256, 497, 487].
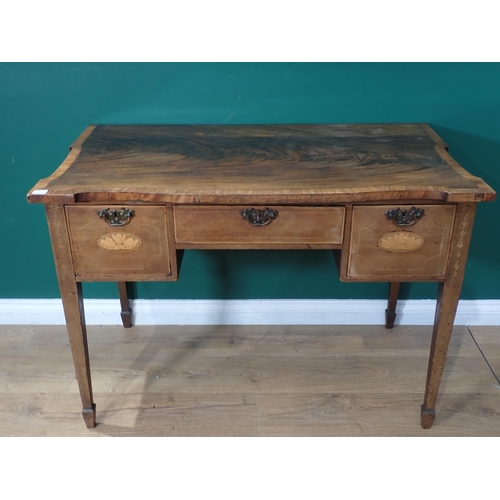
[256, 392, 500, 437]
[421, 203, 477, 428]
[25, 124, 496, 430]
[66, 205, 174, 280]
[346, 204, 456, 280]
[45, 204, 95, 428]
[27, 125, 96, 204]
[27, 124, 495, 205]
[1, 324, 498, 436]
[174, 205, 345, 248]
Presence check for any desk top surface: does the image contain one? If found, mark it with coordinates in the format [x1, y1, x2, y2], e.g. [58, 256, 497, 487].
[28, 124, 495, 205]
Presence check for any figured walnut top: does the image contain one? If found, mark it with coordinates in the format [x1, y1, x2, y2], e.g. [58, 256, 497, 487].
[28, 124, 495, 204]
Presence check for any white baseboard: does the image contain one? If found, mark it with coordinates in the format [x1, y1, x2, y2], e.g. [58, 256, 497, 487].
[1, 299, 499, 326]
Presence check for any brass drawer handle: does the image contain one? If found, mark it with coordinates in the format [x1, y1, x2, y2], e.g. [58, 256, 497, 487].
[385, 207, 425, 226]
[97, 207, 135, 226]
[240, 207, 278, 226]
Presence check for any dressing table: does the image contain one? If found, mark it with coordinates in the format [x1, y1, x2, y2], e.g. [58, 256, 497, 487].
[27, 124, 495, 429]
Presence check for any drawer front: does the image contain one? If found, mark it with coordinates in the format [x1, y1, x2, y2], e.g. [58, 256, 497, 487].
[347, 205, 456, 280]
[174, 205, 345, 248]
[66, 205, 172, 279]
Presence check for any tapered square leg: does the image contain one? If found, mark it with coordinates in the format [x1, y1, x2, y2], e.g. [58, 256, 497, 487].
[117, 282, 132, 328]
[421, 203, 477, 429]
[385, 282, 401, 329]
[420, 405, 436, 429]
[46, 204, 96, 429]
[82, 404, 97, 428]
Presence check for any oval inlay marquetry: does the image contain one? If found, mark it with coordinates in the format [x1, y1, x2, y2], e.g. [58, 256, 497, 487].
[378, 231, 424, 253]
[97, 232, 142, 251]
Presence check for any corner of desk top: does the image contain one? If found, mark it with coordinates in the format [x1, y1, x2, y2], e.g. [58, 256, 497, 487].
[419, 123, 449, 150]
[27, 189, 75, 205]
[27, 126, 97, 204]
[69, 125, 97, 151]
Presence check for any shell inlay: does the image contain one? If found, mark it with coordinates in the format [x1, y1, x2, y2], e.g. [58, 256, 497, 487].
[378, 231, 424, 253]
[97, 232, 142, 251]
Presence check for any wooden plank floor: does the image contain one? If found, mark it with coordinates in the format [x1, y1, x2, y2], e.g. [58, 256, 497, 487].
[0, 324, 499, 436]
[469, 326, 500, 384]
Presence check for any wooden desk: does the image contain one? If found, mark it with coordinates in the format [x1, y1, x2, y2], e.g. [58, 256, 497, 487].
[28, 124, 495, 430]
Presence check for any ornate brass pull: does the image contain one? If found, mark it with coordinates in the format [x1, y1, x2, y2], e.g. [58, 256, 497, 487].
[385, 207, 425, 227]
[97, 207, 135, 226]
[240, 207, 278, 226]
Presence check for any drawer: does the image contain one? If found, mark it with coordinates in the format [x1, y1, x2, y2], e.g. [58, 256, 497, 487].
[346, 204, 456, 280]
[66, 205, 174, 280]
[174, 205, 345, 248]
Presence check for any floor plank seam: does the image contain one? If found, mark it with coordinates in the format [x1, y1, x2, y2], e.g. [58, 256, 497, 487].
[2, 325, 500, 435]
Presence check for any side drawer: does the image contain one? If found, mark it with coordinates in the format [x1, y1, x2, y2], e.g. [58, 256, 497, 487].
[66, 205, 174, 280]
[173, 205, 345, 248]
[346, 204, 456, 280]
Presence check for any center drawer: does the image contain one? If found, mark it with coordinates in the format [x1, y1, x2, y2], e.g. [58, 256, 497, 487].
[173, 205, 345, 248]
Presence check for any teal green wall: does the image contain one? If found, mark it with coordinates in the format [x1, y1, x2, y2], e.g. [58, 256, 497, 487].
[1, 63, 499, 300]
